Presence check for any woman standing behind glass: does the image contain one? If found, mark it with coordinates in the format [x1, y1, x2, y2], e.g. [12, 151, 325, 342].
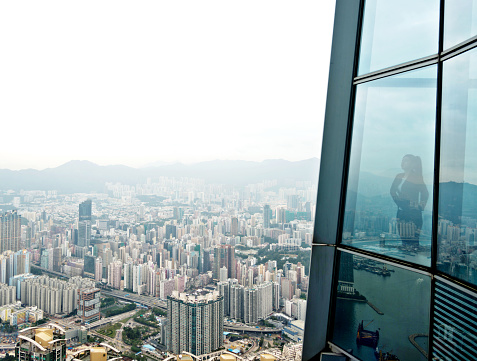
[390, 154, 429, 247]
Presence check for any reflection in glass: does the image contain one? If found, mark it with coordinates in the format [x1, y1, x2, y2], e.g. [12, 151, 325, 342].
[438, 48, 477, 286]
[432, 280, 477, 360]
[358, 0, 439, 75]
[343, 67, 436, 266]
[332, 252, 431, 361]
[390, 154, 429, 247]
[444, 0, 477, 50]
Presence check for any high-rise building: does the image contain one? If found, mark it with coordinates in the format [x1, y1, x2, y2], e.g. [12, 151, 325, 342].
[213, 245, 235, 280]
[303, 2, 477, 361]
[263, 205, 271, 228]
[84, 255, 95, 279]
[167, 291, 224, 355]
[123, 262, 134, 291]
[77, 288, 100, 324]
[165, 224, 176, 240]
[78, 200, 92, 248]
[230, 217, 238, 236]
[107, 261, 122, 290]
[0, 211, 21, 253]
[219, 266, 228, 282]
[95, 257, 103, 282]
[229, 283, 244, 321]
[79, 199, 92, 222]
[21, 275, 96, 315]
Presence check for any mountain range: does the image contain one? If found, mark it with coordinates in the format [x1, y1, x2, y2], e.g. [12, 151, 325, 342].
[0, 158, 320, 193]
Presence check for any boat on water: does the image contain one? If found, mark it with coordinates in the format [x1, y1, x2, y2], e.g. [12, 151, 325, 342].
[356, 320, 379, 347]
[374, 347, 400, 361]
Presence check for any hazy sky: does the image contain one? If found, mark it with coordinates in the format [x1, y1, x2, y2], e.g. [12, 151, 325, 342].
[0, 1, 335, 170]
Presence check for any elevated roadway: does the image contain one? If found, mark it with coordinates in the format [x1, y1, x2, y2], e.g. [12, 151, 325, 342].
[101, 290, 167, 310]
[224, 323, 282, 335]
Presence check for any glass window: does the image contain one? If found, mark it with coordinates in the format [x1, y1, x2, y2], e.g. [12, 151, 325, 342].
[444, 0, 477, 50]
[343, 66, 436, 266]
[358, 0, 439, 75]
[438, 47, 477, 285]
[332, 252, 431, 360]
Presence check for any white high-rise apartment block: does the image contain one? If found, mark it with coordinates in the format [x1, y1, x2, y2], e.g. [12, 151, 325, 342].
[95, 257, 103, 282]
[107, 261, 122, 290]
[20, 276, 96, 316]
[219, 266, 228, 282]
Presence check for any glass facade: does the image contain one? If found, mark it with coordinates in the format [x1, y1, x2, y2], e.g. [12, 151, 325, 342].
[303, 1, 477, 360]
[358, 0, 439, 75]
[343, 66, 436, 265]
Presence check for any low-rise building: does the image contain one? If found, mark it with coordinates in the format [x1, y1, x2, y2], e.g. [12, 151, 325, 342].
[283, 320, 304, 342]
[68, 343, 122, 361]
[16, 324, 67, 361]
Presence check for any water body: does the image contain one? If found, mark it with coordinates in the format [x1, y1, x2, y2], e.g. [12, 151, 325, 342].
[333, 261, 430, 360]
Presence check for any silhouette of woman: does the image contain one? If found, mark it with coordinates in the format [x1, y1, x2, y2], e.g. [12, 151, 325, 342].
[390, 154, 429, 246]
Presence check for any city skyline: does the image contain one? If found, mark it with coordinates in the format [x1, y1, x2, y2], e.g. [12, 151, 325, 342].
[0, 1, 335, 171]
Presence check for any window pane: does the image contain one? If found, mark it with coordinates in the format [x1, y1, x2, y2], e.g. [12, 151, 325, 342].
[358, 0, 439, 75]
[444, 0, 477, 49]
[438, 48, 477, 285]
[343, 67, 436, 266]
[332, 252, 431, 360]
[432, 280, 477, 360]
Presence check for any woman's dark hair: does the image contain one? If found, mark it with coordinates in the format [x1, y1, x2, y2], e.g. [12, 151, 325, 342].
[403, 154, 424, 183]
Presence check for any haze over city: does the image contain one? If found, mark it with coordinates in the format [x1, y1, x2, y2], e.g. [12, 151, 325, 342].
[0, 1, 335, 170]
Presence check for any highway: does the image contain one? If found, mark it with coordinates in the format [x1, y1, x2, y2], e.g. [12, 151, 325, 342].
[101, 289, 167, 310]
[224, 323, 282, 335]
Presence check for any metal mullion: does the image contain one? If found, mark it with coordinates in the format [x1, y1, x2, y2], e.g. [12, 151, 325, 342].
[441, 34, 477, 61]
[435, 274, 477, 297]
[337, 245, 433, 277]
[429, 1, 446, 358]
[326, 342, 361, 361]
[325, 0, 366, 348]
[353, 54, 438, 84]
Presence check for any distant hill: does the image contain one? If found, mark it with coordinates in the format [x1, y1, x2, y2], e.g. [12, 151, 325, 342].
[0, 158, 320, 193]
[344, 174, 477, 225]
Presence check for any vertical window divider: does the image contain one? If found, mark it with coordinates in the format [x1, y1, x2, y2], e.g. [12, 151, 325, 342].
[325, 0, 367, 347]
[429, 0, 446, 359]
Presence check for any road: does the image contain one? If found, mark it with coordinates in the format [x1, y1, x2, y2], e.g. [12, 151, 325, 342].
[101, 289, 167, 310]
[89, 329, 130, 352]
[223, 323, 282, 334]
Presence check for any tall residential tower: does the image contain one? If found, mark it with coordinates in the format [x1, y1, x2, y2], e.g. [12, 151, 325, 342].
[167, 291, 224, 355]
[0, 211, 21, 253]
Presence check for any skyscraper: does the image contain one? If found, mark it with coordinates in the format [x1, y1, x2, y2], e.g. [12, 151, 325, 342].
[0, 211, 21, 253]
[84, 255, 95, 279]
[108, 261, 122, 290]
[166, 291, 224, 355]
[79, 199, 92, 222]
[263, 204, 271, 228]
[78, 200, 92, 248]
[94, 257, 103, 282]
[303, 2, 477, 361]
[230, 217, 238, 236]
[213, 245, 235, 280]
